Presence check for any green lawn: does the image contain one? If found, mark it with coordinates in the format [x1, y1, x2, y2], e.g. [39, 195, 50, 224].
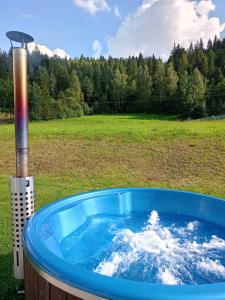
[1, 114, 225, 298]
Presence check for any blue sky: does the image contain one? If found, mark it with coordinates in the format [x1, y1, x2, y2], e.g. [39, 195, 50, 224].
[212, 0, 225, 35]
[0, 0, 225, 59]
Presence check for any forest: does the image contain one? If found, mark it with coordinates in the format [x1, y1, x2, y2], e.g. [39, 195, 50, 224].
[0, 36, 225, 120]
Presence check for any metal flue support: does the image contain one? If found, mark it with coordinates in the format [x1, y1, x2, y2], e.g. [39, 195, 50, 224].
[10, 177, 35, 279]
[6, 31, 35, 280]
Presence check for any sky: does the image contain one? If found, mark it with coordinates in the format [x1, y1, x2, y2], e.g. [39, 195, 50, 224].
[0, 0, 225, 59]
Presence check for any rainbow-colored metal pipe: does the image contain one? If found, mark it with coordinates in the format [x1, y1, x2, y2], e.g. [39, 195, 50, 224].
[13, 48, 29, 177]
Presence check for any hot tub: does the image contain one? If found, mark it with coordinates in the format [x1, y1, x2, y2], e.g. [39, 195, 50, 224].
[23, 188, 225, 300]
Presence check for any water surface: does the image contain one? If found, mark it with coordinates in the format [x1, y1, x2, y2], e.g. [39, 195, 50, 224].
[61, 211, 225, 285]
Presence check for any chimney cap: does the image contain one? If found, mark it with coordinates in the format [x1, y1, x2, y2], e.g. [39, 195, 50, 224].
[6, 31, 34, 46]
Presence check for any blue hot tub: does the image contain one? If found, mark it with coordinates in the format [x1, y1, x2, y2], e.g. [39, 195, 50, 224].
[23, 188, 225, 300]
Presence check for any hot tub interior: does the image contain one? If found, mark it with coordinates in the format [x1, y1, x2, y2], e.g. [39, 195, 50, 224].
[34, 189, 225, 287]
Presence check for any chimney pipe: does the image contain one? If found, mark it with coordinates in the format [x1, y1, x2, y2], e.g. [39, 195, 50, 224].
[13, 47, 29, 177]
[6, 31, 35, 280]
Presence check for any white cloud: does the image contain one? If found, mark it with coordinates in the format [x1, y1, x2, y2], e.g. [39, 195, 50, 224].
[92, 40, 102, 58]
[114, 5, 120, 17]
[21, 13, 32, 19]
[73, 0, 110, 15]
[107, 0, 225, 59]
[53, 48, 71, 59]
[196, 0, 215, 16]
[28, 42, 70, 59]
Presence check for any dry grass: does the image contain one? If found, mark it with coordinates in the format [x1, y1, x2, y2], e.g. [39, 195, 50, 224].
[1, 136, 225, 197]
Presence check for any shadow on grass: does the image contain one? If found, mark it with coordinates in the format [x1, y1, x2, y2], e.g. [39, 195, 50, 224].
[0, 253, 23, 300]
[116, 114, 180, 121]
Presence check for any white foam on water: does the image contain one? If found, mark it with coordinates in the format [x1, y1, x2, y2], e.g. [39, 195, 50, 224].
[198, 258, 225, 278]
[95, 252, 124, 276]
[186, 221, 199, 231]
[157, 268, 181, 285]
[202, 235, 225, 250]
[148, 210, 160, 227]
[94, 211, 225, 285]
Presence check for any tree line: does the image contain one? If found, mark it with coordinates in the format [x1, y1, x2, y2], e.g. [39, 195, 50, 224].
[0, 36, 225, 120]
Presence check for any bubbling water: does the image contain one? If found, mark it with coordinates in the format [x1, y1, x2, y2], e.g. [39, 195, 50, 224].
[94, 211, 225, 285]
[61, 211, 225, 285]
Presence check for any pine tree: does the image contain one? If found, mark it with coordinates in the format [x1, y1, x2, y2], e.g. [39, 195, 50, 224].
[207, 50, 216, 80]
[184, 68, 206, 118]
[153, 59, 165, 112]
[49, 72, 56, 98]
[178, 71, 189, 116]
[81, 76, 94, 103]
[165, 63, 178, 97]
[29, 82, 44, 120]
[111, 68, 128, 112]
[67, 70, 82, 101]
[0, 78, 13, 115]
[208, 78, 225, 115]
[178, 52, 188, 75]
[36, 66, 51, 119]
[136, 64, 152, 112]
[165, 62, 179, 112]
[0, 50, 9, 80]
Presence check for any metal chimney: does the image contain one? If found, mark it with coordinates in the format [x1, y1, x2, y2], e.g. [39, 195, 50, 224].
[6, 31, 35, 280]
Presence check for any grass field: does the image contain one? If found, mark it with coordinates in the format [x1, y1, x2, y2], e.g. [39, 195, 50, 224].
[0, 114, 225, 298]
